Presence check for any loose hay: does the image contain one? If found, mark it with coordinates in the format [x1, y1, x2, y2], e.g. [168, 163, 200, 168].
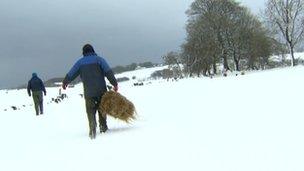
[100, 91, 136, 123]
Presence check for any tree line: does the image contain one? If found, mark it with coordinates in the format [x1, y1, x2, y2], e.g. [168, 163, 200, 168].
[163, 0, 304, 77]
[112, 62, 156, 74]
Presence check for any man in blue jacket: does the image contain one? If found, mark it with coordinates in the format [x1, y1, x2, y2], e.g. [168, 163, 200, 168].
[62, 44, 118, 139]
[27, 73, 46, 116]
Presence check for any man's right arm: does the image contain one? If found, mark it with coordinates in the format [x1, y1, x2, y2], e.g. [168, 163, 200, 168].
[27, 81, 31, 96]
[62, 60, 81, 89]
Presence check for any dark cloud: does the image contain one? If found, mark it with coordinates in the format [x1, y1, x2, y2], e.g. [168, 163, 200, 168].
[0, 0, 264, 88]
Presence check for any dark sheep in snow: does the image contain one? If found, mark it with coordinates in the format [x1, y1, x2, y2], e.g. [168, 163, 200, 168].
[134, 82, 144, 86]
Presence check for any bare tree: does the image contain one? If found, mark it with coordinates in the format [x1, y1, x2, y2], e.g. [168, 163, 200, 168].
[265, 0, 304, 66]
[163, 52, 183, 78]
[182, 0, 273, 76]
[185, 0, 241, 72]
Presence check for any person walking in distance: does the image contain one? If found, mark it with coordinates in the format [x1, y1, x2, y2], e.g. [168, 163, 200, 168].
[62, 44, 118, 139]
[27, 73, 46, 116]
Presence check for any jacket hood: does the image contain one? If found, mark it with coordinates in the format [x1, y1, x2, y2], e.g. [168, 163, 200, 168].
[82, 44, 96, 56]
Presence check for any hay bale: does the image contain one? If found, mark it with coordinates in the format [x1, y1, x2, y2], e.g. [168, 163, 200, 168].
[100, 91, 136, 123]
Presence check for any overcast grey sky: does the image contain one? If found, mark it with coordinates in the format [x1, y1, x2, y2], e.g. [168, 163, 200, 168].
[0, 0, 266, 88]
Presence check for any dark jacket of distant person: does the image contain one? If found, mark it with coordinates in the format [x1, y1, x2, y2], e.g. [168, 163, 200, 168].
[62, 45, 117, 98]
[27, 73, 46, 96]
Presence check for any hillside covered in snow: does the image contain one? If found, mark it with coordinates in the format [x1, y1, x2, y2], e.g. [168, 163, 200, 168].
[0, 65, 304, 171]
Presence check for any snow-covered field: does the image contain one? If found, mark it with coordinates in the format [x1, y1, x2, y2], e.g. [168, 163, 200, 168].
[1, 66, 304, 171]
[271, 52, 304, 62]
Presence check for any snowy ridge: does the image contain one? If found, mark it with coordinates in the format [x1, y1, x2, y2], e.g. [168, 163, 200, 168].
[271, 52, 304, 61]
[0, 66, 304, 171]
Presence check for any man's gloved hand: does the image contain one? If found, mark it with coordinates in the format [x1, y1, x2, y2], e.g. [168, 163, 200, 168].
[28, 93, 31, 97]
[62, 83, 68, 90]
[114, 85, 118, 92]
[44, 92, 46, 96]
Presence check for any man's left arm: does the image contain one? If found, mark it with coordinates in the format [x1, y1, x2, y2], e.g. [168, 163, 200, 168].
[99, 58, 118, 91]
[105, 70, 118, 88]
[41, 80, 46, 96]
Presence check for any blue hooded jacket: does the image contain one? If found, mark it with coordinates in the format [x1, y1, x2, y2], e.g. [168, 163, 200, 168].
[27, 73, 46, 96]
[63, 53, 117, 98]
